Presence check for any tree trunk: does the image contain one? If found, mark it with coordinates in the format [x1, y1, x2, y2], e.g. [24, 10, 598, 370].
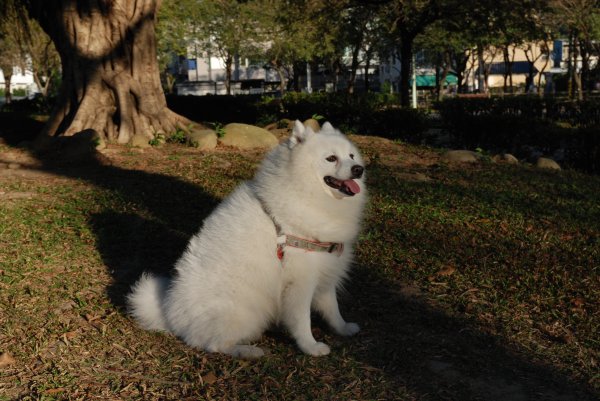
[436, 53, 450, 102]
[1, 69, 12, 104]
[536, 42, 550, 96]
[399, 35, 413, 107]
[347, 42, 361, 95]
[224, 53, 233, 95]
[26, 0, 191, 145]
[364, 53, 371, 92]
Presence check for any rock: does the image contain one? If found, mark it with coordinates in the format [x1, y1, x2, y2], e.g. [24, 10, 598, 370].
[220, 123, 278, 149]
[188, 129, 217, 150]
[492, 153, 519, 164]
[441, 150, 481, 163]
[536, 157, 561, 170]
[95, 137, 107, 151]
[55, 129, 101, 162]
[7, 162, 21, 170]
[303, 118, 321, 132]
[130, 134, 151, 148]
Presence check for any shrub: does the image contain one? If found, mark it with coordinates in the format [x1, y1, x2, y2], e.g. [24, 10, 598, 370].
[0, 94, 54, 114]
[437, 96, 600, 173]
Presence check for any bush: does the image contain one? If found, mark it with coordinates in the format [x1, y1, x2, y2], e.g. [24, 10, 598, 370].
[360, 107, 429, 142]
[0, 94, 54, 114]
[262, 92, 427, 141]
[437, 96, 600, 173]
[166, 94, 265, 124]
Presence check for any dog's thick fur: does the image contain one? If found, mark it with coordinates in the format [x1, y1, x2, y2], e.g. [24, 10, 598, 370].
[127, 121, 367, 358]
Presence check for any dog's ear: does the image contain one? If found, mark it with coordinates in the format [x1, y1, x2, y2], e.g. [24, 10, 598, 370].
[321, 121, 334, 132]
[289, 119, 314, 148]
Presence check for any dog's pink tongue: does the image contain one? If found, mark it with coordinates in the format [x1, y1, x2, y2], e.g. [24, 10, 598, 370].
[343, 179, 361, 194]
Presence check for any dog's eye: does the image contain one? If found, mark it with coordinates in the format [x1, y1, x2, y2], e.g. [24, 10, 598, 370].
[349, 154, 354, 160]
[326, 155, 337, 163]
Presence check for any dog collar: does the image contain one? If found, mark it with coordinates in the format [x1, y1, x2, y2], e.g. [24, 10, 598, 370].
[276, 234, 344, 260]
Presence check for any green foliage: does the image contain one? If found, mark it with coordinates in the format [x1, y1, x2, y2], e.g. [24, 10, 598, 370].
[0, 94, 53, 114]
[149, 132, 165, 147]
[166, 127, 187, 144]
[255, 113, 278, 127]
[210, 122, 226, 138]
[270, 92, 429, 141]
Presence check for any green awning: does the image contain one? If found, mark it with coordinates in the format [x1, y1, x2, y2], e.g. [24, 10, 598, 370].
[411, 74, 458, 87]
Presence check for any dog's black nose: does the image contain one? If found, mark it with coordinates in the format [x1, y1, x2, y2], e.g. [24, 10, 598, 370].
[351, 165, 364, 178]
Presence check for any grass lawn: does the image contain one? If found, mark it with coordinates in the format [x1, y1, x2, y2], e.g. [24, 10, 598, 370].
[0, 130, 598, 400]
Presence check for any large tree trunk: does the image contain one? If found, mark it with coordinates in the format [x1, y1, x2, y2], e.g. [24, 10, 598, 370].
[1, 68, 12, 104]
[26, 0, 191, 146]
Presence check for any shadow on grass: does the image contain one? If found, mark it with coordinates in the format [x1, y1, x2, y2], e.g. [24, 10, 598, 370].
[346, 266, 597, 401]
[39, 157, 218, 307]
[82, 165, 219, 306]
[1, 121, 597, 400]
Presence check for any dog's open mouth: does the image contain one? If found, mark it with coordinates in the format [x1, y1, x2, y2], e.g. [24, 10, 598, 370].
[324, 176, 361, 196]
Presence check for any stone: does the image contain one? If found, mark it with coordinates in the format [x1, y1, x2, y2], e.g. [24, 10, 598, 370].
[536, 157, 561, 170]
[130, 134, 151, 148]
[220, 123, 279, 149]
[492, 153, 519, 164]
[54, 129, 101, 162]
[441, 150, 481, 163]
[303, 118, 321, 132]
[188, 129, 217, 150]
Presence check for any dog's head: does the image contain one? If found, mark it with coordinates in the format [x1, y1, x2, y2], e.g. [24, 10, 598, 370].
[288, 120, 365, 200]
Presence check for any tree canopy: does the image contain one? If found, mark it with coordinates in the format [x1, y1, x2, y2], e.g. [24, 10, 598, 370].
[1, 0, 598, 145]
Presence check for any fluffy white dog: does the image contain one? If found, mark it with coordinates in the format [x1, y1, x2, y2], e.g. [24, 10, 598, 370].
[127, 120, 367, 358]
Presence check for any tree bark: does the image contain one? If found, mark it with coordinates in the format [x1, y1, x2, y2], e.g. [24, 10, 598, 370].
[25, 0, 191, 145]
[1, 68, 12, 104]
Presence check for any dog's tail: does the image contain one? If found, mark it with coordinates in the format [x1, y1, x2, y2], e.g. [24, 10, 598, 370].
[126, 273, 170, 332]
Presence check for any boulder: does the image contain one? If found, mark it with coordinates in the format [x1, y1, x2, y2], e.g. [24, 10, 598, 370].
[130, 133, 151, 148]
[536, 157, 561, 170]
[187, 129, 217, 150]
[303, 118, 321, 132]
[441, 150, 481, 163]
[220, 123, 279, 149]
[492, 153, 519, 164]
[57, 129, 103, 161]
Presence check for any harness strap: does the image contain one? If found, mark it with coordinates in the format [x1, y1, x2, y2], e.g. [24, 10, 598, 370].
[252, 186, 344, 262]
[277, 234, 344, 260]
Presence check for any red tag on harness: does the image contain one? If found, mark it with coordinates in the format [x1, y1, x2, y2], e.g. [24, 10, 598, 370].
[277, 244, 284, 260]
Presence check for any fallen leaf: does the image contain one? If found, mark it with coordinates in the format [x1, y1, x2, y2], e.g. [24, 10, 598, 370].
[64, 331, 78, 340]
[85, 314, 101, 322]
[44, 388, 65, 395]
[437, 265, 456, 277]
[0, 352, 16, 368]
[201, 371, 218, 385]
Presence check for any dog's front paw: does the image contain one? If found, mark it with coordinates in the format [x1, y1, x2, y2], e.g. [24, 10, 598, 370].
[299, 341, 331, 356]
[337, 322, 360, 336]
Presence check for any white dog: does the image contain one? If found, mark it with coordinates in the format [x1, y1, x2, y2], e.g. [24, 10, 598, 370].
[127, 120, 367, 358]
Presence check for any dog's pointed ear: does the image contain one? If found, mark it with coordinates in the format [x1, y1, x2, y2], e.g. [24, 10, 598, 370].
[321, 121, 334, 132]
[289, 119, 314, 148]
